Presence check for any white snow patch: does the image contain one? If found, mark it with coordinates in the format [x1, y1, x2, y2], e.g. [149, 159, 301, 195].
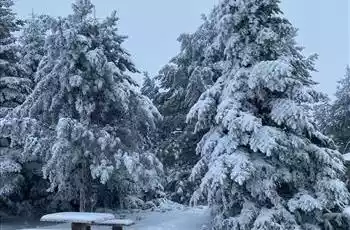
[343, 206, 350, 217]
[343, 153, 350, 162]
[123, 206, 210, 230]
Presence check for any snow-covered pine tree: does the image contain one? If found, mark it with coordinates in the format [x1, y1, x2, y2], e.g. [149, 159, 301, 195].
[187, 0, 349, 229]
[0, 0, 33, 216]
[154, 11, 224, 204]
[0, 0, 31, 118]
[0, 14, 60, 217]
[326, 67, 350, 153]
[313, 99, 332, 137]
[141, 72, 158, 101]
[0, 0, 163, 211]
[19, 13, 55, 83]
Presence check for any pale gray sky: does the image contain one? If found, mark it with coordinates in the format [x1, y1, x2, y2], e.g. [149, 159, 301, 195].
[13, 0, 349, 97]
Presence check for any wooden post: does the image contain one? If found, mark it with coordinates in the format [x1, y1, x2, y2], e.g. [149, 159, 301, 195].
[71, 223, 91, 230]
[112, 226, 123, 230]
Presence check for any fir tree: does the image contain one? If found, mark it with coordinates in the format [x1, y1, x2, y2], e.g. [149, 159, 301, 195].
[19, 13, 55, 83]
[141, 72, 158, 101]
[0, 0, 31, 117]
[187, 0, 349, 229]
[0, 0, 163, 211]
[154, 11, 221, 204]
[313, 99, 332, 137]
[5, 14, 57, 216]
[327, 67, 350, 153]
[0, 0, 32, 216]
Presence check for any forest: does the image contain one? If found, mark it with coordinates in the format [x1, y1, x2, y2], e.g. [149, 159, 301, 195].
[0, 0, 350, 229]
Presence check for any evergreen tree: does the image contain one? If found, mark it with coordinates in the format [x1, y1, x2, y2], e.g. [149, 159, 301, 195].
[154, 11, 222, 204]
[327, 67, 350, 153]
[187, 0, 349, 229]
[0, 0, 31, 117]
[141, 72, 158, 101]
[0, 0, 33, 216]
[0, 14, 60, 217]
[313, 99, 332, 136]
[19, 13, 55, 83]
[0, 0, 163, 211]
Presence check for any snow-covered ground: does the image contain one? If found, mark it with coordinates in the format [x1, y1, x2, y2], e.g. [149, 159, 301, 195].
[0, 202, 211, 230]
[123, 205, 210, 230]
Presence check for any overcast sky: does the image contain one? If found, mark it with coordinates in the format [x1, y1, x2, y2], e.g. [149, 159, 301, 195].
[13, 0, 349, 97]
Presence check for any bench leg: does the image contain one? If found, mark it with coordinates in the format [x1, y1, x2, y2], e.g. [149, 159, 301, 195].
[112, 226, 123, 230]
[72, 223, 91, 230]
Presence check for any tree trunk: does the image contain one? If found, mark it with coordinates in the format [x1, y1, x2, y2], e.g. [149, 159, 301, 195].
[79, 159, 92, 212]
[79, 186, 86, 212]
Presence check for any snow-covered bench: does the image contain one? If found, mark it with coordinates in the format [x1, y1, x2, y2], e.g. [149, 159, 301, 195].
[39, 212, 134, 230]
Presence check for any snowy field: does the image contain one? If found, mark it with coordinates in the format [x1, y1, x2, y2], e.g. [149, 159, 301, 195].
[0, 203, 211, 230]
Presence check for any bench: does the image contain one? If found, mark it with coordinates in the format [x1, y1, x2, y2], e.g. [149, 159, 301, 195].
[39, 212, 134, 230]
